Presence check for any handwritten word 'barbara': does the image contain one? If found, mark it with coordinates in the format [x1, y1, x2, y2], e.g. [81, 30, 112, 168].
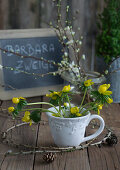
[14, 60, 55, 74]
[4, 43, 55, 56]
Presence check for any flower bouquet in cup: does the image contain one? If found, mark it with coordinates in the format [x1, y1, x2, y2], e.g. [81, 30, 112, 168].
[8, 80, 113, 146]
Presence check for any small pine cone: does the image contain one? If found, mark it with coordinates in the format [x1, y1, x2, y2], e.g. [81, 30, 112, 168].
[43, 152, 56, 163]
[106, 133, 118, 146]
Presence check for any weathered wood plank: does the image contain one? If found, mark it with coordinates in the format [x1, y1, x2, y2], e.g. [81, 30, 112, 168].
[0, 0, 106, 72]
[0, 0, 4, 29]
[34, 96, 90, 170]
[72, 0, 105, 71]
[1, 0, 41, 29]
[40, 0, 67, 28]
[0, 97, 42, 170]
[87, 104, 120, 170]
[0, 0, 9, 29]
[17, 0, 40, 28]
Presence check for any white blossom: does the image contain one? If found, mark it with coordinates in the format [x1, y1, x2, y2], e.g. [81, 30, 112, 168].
[63, 36, 66, 40]
[76, 49, 80, 53]
[64, 52, 68, 57]
[71, 31, 75, 36]
[65, 26, 70, 31]
[79, 41, 82, 45]
[69, 61, 80, 74]
[66, 40, 74, 45]
[105, 70, 109, 75]
[0, 65, 3, 70]
[61, 60, 66, 65]
[82, 54, 86, 60]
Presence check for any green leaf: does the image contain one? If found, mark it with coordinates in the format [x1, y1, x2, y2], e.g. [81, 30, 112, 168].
[12, 108, 19, 118]
[17, 100, 27, 111]
[30, 110, 41, 123]
[49, 90, 54, 93]
[96, 0, 120, 63]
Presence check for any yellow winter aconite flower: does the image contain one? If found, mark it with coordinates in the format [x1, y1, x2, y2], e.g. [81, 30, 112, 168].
[97, 104, 103, 115]
[19, 97, 25, 100]
[52, 113, 60, 117]
[98, 84, 112, 95]
[56, 91, 62, 97]
[8, 107, 15, 113]
[46, 91, 62, 100]
[52, 95, 57, 100]
[70, 106, 79, 114]
[98, 104, 103, 110]
[12, 97, 20, 104]
[62, 85, 71, 92]
[107, 98, 113, 104]
[46, 93, 53, 98]
[64, 103, 68, 107]
[76, 113, 82, 117]
[22, 111, 32, 126]
[53, 91, 59, 95]
[84, 79, 94, 87]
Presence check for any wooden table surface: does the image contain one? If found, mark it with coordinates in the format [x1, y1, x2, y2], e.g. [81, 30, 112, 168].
[0, 97, 120, 170]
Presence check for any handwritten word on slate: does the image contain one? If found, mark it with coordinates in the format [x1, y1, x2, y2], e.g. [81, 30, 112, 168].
[1, 36, 64, 90]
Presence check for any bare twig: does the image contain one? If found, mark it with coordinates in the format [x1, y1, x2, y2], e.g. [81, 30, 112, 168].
[0, 47, 59, 67]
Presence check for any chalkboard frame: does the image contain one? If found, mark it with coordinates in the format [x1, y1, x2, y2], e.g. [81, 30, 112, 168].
[0, 29, 64, 100]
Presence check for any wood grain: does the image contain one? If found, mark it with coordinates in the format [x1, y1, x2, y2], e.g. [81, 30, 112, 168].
[0, 97, 120, 169]
[34, 96, 90, 170]
[0, 97, 42, 170]
[87, 104, 120, 170]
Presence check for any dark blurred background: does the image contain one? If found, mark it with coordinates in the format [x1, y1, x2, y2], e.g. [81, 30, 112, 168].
[0, 0, 105, 71]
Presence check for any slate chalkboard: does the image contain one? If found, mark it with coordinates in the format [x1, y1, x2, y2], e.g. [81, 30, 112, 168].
[1, 36, 63, 90]
[0, 29, 64, 100]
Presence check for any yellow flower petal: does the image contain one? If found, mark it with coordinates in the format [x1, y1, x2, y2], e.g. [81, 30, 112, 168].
[46, 93, 54, 98]
[53, 91, 59, 95]
[98, 104, 103, 110]
[76, 113, 82, 117]
[103, 91, 112, 95]
[22, 116, 30, 122]
[71, 107, 79, 114]
[84, 79, 94, 87]
[52, 113, 60, 117]
[62, 85, 71, 92]
[52, 95, 57, 100]
[8, 107, 15, 113]
[58, 91, 62, 96]
[22, 111, 31, 123]
[98, 84, 111, 94]
[12, 97, 20, 104]
[64, 103, 68, 107]
[24, 111, 30, 116]
[107, 98, 113, 104]
[19, 97, 25, 100]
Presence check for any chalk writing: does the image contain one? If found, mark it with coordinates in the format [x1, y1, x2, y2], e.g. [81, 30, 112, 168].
[5, 43, 55, 56]
[0, 36, 63, 90]
[14, 60, 54, 74]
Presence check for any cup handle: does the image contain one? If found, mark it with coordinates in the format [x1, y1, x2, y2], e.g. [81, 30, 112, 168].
[82, 114, 105, 143]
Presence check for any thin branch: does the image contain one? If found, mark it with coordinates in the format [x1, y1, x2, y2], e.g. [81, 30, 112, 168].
[0, 130, 113, 157]
[0, 47, 59, 67]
